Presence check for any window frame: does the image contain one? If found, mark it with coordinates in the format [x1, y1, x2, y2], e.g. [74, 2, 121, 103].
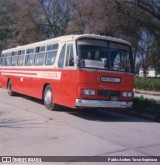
[65, 44, 75, 67]
[58, 44, 66, 68]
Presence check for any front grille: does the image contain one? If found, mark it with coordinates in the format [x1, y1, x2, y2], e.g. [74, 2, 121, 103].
[98, 90, 120, 97]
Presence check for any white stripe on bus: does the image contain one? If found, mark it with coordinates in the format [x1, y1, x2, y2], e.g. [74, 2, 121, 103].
[1, 71, 61, 80]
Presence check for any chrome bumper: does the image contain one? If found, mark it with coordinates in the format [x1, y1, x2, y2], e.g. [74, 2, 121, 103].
[76, 99, 133, 108]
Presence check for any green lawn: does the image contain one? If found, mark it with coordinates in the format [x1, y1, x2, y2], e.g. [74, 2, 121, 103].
[134, 77, 160, 91]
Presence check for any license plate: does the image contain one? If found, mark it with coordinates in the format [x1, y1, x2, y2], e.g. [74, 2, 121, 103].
[111, 96, 118, 101]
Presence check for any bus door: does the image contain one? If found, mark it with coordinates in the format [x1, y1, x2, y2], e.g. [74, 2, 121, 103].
[57, 42, 77, 107]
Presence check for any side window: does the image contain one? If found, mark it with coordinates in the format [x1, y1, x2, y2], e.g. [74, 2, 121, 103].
[35, 46, 45, 66]
[58, 44, 66, 68]
[1, 57, 7, 66]
[7, 56, 12, 66]
[11, 52, 18, 66]
[35, 53, 45, 66]
[46, 51, 56, 65]
[17, 50, 25, 66]
[65, 44, 74, 67]
[18, 55, 25, 66]
[25, 48, 35, 66]
[25, 54, 35, 66]
[46, 44, 58, 65]
[11, 56, 18, 66]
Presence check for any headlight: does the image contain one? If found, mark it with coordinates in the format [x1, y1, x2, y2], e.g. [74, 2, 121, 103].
[122, 92, 133, 98]
[123, 92, 128, 97]
[81, 89, 96, 96]
[128, 92, 133, 97]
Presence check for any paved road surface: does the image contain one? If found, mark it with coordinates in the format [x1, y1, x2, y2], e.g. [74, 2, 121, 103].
[0, 88, 160, 165]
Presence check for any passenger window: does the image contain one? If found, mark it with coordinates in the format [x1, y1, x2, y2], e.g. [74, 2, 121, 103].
[65, 44, 74, 67]
[6, 56, 12, 66]
[1, 57, 7, 66]
[18, 50, 21, 55]
[35, 52, 45, 66]
[58, 44, 66, 68]
[40, 46, 45, 52]
[35, 46, 45, 66]
[25, 54, 35, 66]
[18, 55, 25, 66]
[27, 48, 34, 54]
[46, 51, 57, 65]
[25, 48, 35, 66]
[21, 50, 25, 55]
[47, 44, 58, 51]
[17, 50, 25, 66]
[46, 44, 58, 65]
[12, 55, 18, 66]
[12, 51, 18, 56]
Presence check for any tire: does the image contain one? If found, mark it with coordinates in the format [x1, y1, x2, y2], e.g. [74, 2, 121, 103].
[44, 85, 54, 110]
[7, 80, 15, 96]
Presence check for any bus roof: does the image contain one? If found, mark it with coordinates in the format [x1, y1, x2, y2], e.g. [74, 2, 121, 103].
[2, 34, 131, 54]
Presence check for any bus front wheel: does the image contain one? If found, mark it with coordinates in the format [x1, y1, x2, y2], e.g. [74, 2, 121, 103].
[44, 85, 54, 111]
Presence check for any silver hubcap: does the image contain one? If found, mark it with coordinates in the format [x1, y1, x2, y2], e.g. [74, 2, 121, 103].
[45, 90, 52, 104]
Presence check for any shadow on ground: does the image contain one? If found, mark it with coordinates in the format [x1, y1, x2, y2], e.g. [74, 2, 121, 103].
[5, 94, 154, 123]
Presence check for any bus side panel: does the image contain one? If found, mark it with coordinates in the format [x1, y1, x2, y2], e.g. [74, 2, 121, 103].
[55, 69, 78, 108]
[1, 75, 8, 89]
[16, 77, 35, 97]
[31, 77, 43, 99]
[0, 74, 18, 92]
[28, 69, 62, 100]
[32, 77, 60, 100]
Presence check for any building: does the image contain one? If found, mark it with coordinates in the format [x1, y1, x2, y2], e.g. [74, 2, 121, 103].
[139, 67, 156, 77]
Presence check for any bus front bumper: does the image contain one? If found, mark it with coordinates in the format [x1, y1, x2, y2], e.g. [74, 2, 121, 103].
[76, 99, 133, 109]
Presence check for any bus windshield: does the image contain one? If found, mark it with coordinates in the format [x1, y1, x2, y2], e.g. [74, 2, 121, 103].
[77, 38, 134, 73]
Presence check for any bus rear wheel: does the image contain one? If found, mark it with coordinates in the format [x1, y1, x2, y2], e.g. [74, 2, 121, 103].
[8, 80, 15, 96]
[44, 85, 54, 111]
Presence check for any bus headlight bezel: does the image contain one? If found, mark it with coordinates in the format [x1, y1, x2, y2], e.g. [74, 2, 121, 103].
[122, 92, 133, 98]
[81, 89, 96, 96]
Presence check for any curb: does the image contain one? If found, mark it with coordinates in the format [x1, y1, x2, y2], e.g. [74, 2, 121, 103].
[134, 89, 160, 96]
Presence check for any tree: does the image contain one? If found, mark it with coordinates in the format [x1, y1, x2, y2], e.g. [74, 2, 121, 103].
[38, 0, 72, 38]
[114, 0, 160, 71]
[149, 45, 160, 75]
[68, 0, 144, 66]
[13, 0, 45, 45]
[0, 0, 17, 51]
[136, 30, 155, 78]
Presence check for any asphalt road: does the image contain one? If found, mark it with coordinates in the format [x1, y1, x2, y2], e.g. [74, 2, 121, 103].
[0, 88, 160, 165]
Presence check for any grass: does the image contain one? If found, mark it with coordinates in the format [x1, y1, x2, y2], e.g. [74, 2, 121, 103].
[134, 77, 160, 91]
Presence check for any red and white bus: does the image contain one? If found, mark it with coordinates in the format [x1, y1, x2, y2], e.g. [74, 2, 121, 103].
[0, 34, 134, 110]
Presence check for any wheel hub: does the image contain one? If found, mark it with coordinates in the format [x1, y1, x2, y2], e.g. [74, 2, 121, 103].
[45, 90, 52, 104]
